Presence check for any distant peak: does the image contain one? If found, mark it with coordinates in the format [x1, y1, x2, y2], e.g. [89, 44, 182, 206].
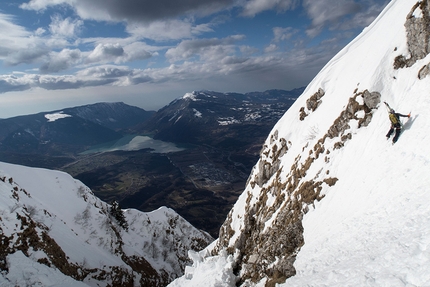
[182, 92, 199, 101]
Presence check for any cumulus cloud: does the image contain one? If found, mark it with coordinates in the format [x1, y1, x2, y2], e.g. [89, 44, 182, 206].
[78, 65, 134, 79]
[241, 0, 299, 17]
[40, 49, 82, 74]
[126, 20, 195, 41]
[165, 35, 245, 63]
[122, 42, 152, 62]
[6, 47, 49, 66]
[272, 26, 297, 42]
[264, 44, 278, 53]
[86, 43, 125, 64]
[37, 74, 117, 90]
[49, 15, 83, 38]
[0, 74, 33, 93]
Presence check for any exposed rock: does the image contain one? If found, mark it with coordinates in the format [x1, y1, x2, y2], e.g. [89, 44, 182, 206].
[363, 90, 381, 109]
[299, 88, 325, 121]
[299, 107, 307, 121]
[306, 88, 325, 112]
[255, 131, 290, 187]
[418, 62, 430, 78]
[394, 0, 430, 69]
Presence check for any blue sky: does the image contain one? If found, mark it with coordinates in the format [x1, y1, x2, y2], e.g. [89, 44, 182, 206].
[0, 0, 389, 118]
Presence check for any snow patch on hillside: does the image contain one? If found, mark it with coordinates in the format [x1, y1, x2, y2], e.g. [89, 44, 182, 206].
[183, 92, 199, 101]
[44, 111, 72, 122]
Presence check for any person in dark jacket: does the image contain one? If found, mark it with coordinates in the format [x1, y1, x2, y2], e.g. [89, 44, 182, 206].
[386, 108, 410, 143]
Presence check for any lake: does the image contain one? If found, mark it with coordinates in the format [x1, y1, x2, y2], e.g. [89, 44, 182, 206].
[81, 135, 185, 155]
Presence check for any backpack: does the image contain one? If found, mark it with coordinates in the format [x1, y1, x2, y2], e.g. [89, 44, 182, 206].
[389, 113, 399, 125]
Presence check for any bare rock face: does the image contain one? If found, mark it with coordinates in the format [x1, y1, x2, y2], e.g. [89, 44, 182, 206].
[363, 90, 381, 110]
[394, 0, 430, 69]
[306, 88, 325, 112]
[299, 88, 325, 121]
[418, 62, 430, 78]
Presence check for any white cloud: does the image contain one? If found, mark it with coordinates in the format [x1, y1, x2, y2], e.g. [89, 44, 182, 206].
[35, 27, 46, 36]
[264, 43, 278, 53]
[241, 0, 299, 17]
[5, 47, 48, 66]
[86, 43, 125, 64]
[77, 65, 133, 78]
[126, 20, 195, 41]
[165, 35, 245, 63]
[20, 0, 73, 11]
[126, 17, 217, 42]
[49, 15, 83, 38]
[273, 26, 297, 42]
[122, 42, 152, 62]
[40, 48, 82, 73]
[0, 14, 32, 52]
[0, 74, 34, 93]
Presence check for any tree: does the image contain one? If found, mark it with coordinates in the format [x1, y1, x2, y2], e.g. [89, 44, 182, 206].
[109, 200, 128, 231]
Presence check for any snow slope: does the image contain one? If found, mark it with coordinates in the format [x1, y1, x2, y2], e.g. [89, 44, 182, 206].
[0, 161, 213, 286]
[169, 0, 430, 286]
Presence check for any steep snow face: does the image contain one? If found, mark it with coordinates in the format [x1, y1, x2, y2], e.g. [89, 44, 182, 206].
[0, 162, 213, 286]
[169, 0, 430, 286]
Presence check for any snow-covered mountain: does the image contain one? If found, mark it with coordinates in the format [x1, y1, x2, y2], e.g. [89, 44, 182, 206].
[169, 0, 430, 286]
[0, 161, 213, 286]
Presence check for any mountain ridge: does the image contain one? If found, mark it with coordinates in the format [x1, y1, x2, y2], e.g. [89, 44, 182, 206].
[0, 161, 213, 286]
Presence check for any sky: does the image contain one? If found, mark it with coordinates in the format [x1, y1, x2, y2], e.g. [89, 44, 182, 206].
[0, 0, 389, 118]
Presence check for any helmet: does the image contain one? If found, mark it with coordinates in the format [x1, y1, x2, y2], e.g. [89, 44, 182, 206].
[390, 109, 395, 113]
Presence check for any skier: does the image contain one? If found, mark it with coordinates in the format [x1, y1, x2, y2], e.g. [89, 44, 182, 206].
[384, 102, 410, 143]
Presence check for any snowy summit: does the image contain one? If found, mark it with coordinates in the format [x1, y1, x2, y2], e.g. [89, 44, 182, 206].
[169, 0, 430, 286]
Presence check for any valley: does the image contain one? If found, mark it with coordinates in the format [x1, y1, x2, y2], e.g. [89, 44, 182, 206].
[61, 144, 252, 236]
[0, 89, 302, 237]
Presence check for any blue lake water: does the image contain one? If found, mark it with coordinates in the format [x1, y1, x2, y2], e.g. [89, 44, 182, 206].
[81, 135, 185, 155]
